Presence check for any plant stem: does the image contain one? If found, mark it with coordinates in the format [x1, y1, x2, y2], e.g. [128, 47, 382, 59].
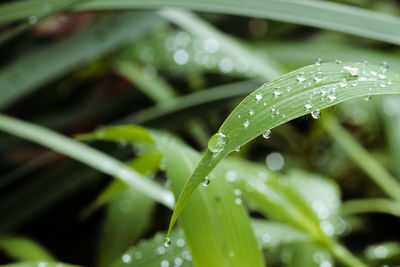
[343, 198, 400, 217]
[330, 242, 368, 267]
[322, 114, 400, 202]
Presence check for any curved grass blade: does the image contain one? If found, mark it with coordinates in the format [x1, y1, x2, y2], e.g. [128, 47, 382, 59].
[0, 12, 161, 109]
[159, 8, 281, 80]
[342, 199, 400, 217]
[0, 114, 174, 208]
[166, 61, 400, 240]
[78, 0, 400, 46]
[321, 114, 400, 201]
[154, 134, 265, 267]
[0, 236, 55, 262]
[1, 263, 79, 267]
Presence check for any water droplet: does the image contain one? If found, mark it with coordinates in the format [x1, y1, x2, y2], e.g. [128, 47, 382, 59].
[225, 171, 238, 182]
[173, 50, 189, 65]
[243, 120, 250, 128]
[29, 16, 38, 25]
[255, 93, 263, 101]
[203, 38, 219, 53]
[315, 58, 323, 65]
[266, 152, 285, 171]
[343, 66, 360, 76]
[273, 86, 281, 97]
[234, 188, 242, 196]
[219, 57, 234, 73]
[202, 176, 210, 186]
[122, 254, 132, 263]
[177, 238, 186, 247]
[263, 130, 271, 139]
[208, 132, 226, 153]
[339, 79, 347, 88]
[174, 257, 183, 266]
[311, 109, 321, 119]
[297, 72, 306, 83]
[160, 260, 170, 267]
[335, 59, 342, 64]
[364, 94, 372, 101]
[134, 251, 143, 260]
[328, 91, 336, 101]
[249, 109, 254, 115]
[164, 237, 172, 247]
[313, 72, 323, 83]
[235, 146, 241, 152]
[304, 101, 313, 110]
[235, 198, 242, 205]
[380, 61, 389, 73]
[380, 81, 386, 87]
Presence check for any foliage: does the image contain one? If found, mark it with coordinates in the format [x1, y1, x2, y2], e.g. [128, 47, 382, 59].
[1, 0, 400, 267]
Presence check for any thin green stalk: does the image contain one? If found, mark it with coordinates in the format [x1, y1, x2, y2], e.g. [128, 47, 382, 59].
[330, 242, 368, 267]
[0, 114, 175, 209]
[342, 198, 400, 217]
[321, 114, 400, 202]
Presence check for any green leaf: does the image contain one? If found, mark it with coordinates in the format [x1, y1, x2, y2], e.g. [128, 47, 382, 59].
[321, 113, 400, 201]
[1, 263, 79, 267]
[251, 220, 310, 249]
[97, 152, 161, 266]
[0, 114, 174, 208]
[110, 230, 192, 267]
[154, 133, 265, 267]
[0, 236, 55, 262]
[115, 62, 177, 102]
[342, 198, 400, 217]
[77, 125, 154, 143]
[166, 61, 400, 242]
[98, 186, 155, 267]
[0, 12, 161, 109]
[78, 0, 400, 45]
[159, 8, 281, 80]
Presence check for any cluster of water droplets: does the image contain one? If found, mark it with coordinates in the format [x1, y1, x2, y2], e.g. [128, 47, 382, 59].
[161, 30, 253, 76]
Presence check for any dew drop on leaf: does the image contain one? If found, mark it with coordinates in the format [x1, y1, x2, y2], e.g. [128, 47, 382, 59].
[273, 86, 282, 97]
[335, 59, 342, 64]
[249, 109, 254, 115]
[235, 146, 241, 152]
[255, 93, 263, 101]
[365, 94, 372, 101]
[202, 176, 210, 186]
[164, 237, 172, 247]
[304, 101, 313, 110]
[297, 72, 306, 83]
[263, 130, 271, 139]
[122, 254, 132, 263]
[243, 120, 250, 128]
[380, 61, 389, 73]
[311, 109, 321, 119]
[343, 66, 360, 76]
[315, 58, 323, 65]
[208, 132, 226, 153]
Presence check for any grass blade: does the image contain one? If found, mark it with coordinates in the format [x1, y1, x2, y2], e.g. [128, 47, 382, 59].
[0, 12, 161, 109]
[155, 134, 265, 267]
[78, 0, 400, 46]
[342, 198, 400, 217]
[321, 114, 400, 201]
[165, 61, 400, 243]
[159, 8, 281, 80]
[0, 236, 55, 262]
[0, 114, 174, 208]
